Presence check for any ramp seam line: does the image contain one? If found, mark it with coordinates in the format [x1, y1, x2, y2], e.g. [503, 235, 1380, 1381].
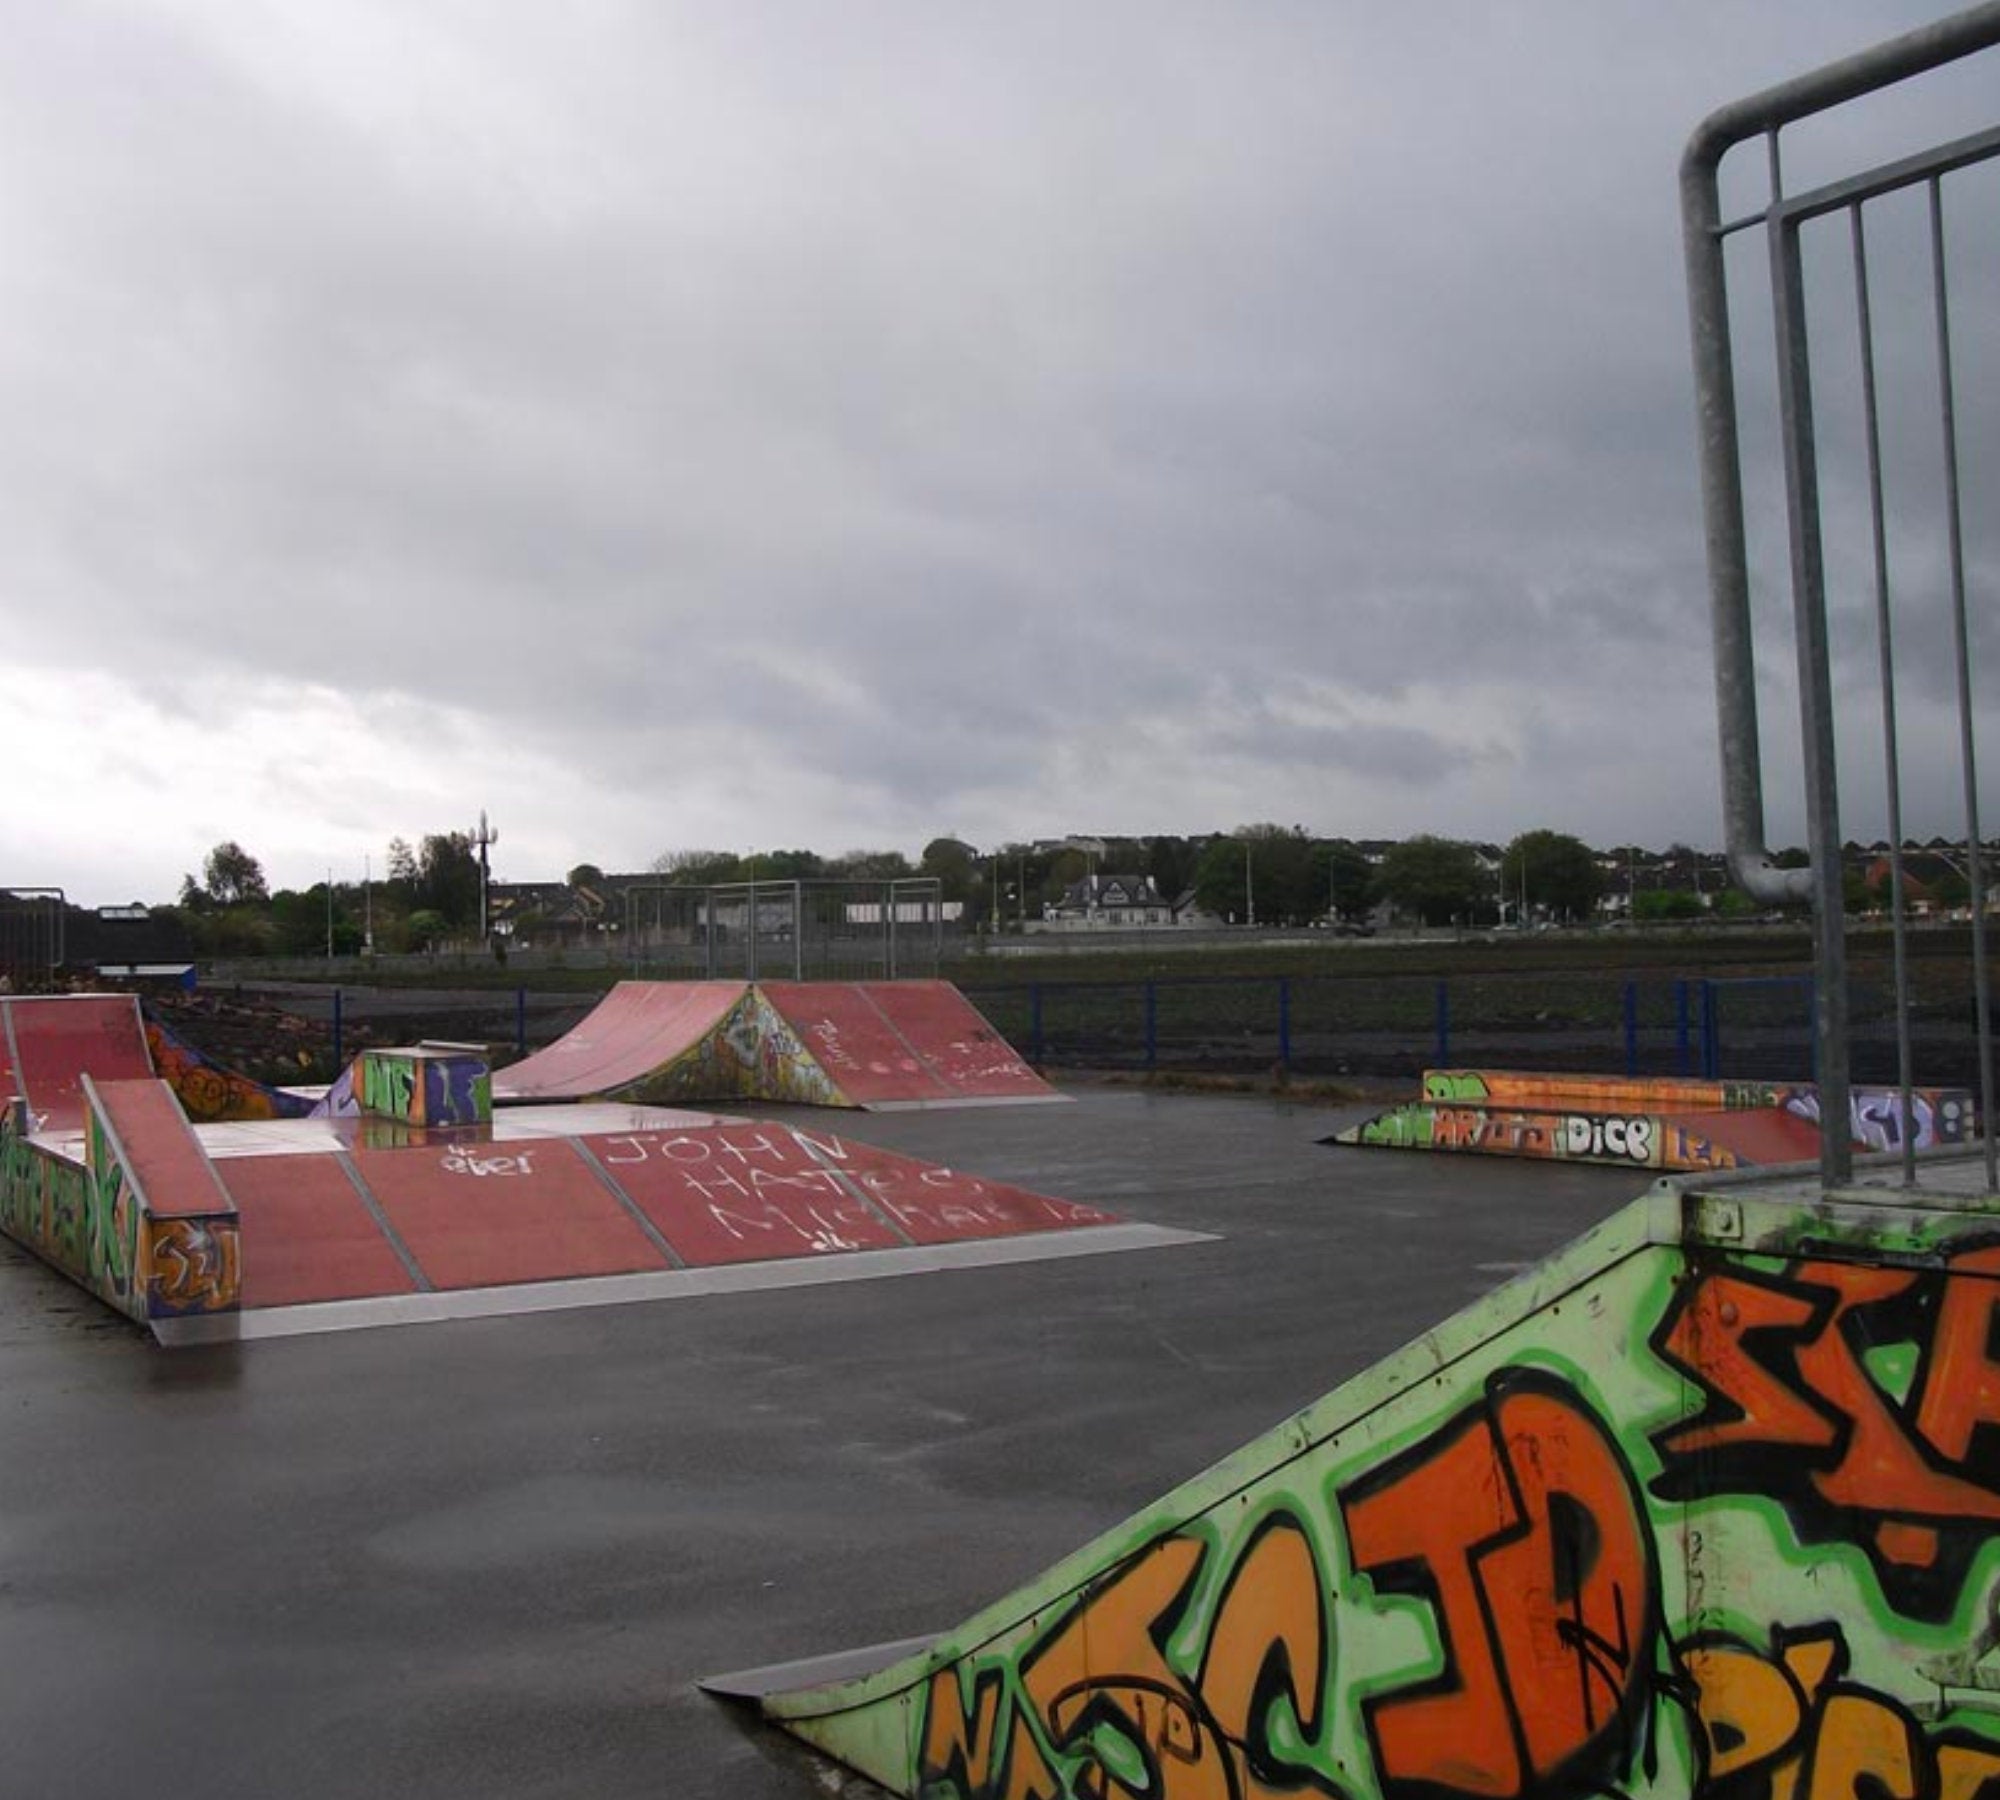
[569, 1138, 688, 1270]
[331, 1152, 435, 1294]
[787, 1128, 918, 1248]
[854, 984, 955, 1099]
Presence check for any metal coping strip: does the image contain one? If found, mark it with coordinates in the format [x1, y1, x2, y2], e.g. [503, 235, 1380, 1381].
[152, 1222, 1215, 1345]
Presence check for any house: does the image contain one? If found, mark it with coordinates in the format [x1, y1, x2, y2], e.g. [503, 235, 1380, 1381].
[1043, 873, 1172, 929]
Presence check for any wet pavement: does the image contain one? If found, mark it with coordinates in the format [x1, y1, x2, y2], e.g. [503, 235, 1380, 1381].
[0, 1084, 1649, 1799]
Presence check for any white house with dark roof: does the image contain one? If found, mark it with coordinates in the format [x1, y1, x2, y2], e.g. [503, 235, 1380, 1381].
[1042, 872, 1173, 929]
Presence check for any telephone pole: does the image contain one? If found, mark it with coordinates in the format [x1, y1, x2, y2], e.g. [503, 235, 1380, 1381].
[470, 810, 499, 940]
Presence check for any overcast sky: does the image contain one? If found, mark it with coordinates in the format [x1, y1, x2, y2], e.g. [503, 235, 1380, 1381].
[3, 2, 1994, 904]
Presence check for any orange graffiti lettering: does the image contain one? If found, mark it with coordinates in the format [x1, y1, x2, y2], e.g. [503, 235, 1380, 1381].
[1654, 1252, 2000, 1618]
[1340, 1370, 1656, 1800]
[1680, 1625, 1961, 1800]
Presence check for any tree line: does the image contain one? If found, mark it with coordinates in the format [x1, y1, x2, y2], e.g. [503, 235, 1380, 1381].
[171, 834, 490, 958]
[156, 825, 1775, 958]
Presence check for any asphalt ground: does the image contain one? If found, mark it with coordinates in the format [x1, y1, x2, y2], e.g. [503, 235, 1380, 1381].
[0, 1084, 1649, 1800]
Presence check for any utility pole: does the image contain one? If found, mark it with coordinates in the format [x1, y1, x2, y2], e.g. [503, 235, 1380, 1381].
[470, 810, 499, 940]
[1245, 841, 1255, 929]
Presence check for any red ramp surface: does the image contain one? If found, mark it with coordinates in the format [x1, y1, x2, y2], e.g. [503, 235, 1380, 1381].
[760, 981, 1061, 1109]
[492, 981, 1062, 1111]
[493, 981, 746, 1102]
[3, 995, 155, 1132]
[220, 1155, 422, 1309]
[576, 1123, 907, 1265]
[209, 1112, 1120, 1312]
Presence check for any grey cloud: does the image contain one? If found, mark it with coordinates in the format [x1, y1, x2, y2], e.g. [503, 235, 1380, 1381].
[0, 0, 1982, 897]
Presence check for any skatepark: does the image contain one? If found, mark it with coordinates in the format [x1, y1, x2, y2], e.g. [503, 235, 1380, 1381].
[3, 11, 1998, 1798]
[0, 1074, 1654, 1800]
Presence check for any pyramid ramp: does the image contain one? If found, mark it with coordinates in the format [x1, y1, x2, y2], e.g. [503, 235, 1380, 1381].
[491, 980, 1063, 1112]
[710, 1151, 2000, 1799]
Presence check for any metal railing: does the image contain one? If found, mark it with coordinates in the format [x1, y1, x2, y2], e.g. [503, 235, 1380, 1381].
[0, 889, 66, 989]
[618, 877, 950, 981]
[1682, 3, 2000, 1185]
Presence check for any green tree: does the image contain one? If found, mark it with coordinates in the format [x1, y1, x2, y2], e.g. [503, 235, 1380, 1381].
[1144, 836, 1200, 904]
[753, 849, 824, 883]
[1501, 830, 1605, 924]
[919, 838, 978, 906]
[1192, 835, 1246, 922]
[1633, 889, 1703, 923]
[825, 848, 915, 882]
[652, 849, 739, 886]
[567, 863, 606, 891]
[405, 908, 450, 951]
[1312, 839, 1377, 922]
[201, 841, 269, 905]
[1377, 836, 1491, 927]
[416, 833, 481, 930]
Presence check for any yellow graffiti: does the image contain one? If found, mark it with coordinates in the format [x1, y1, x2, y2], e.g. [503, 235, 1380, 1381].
[1681, 1624, 1999, 1800]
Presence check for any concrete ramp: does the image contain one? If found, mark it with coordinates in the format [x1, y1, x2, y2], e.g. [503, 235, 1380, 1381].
[142, 1009, 317, 1122]
[211, 1109, 1123, 1318]
[491, 980, 1062, 1112]
[1332, 1068, 1973, 1171]
[0, 993, 156, 1132]
[1, 1024, 1167, 1342]
[490, 981, 749, 1103]
[0, 1071, 241, 1327]
[0, 992, 314, 1128]
[710, 1154, 2000, 1800]
[760, 980, 1059, 1109]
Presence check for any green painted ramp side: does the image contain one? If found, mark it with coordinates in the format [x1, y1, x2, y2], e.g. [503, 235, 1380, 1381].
[717, 1168, 2000, 1800]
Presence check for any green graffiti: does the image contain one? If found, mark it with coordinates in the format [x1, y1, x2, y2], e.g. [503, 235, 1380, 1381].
[83, 1110, 139, 1309]
[1355, 1104, 1435, 1149]
[1422, 1070, 1492, 1102]
[358, 1053, 418, 1123]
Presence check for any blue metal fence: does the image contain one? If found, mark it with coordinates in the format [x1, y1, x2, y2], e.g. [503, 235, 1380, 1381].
[961, 971, 1862, 1085]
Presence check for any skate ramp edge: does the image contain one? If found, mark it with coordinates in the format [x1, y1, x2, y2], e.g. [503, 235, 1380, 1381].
[712, 1155, 2000, 1798]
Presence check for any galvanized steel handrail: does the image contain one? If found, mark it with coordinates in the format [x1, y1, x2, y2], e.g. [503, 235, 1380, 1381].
[1681, 2, 2000, 1186]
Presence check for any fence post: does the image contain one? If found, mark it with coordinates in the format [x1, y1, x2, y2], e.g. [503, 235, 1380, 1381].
[1675, 979, 1691, 1076]
[516, 986, 527, 1058]
[1144, 981, 1158, 1072]
[1623, 982, 1639, 1076]
[1434, 981, 1450, 1068]
[1701, 980, 1720, 1080]
[1278, 977, 1292, 1074]
[1030, 983, 1045, 1065]
[332, 988, 344, 1069]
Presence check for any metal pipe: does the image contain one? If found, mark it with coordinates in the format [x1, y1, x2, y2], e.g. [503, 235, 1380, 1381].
[1850, 204, 1918, 1189]
[1679, 1, 2000, 904]
[1929, 176, 2000, 1190]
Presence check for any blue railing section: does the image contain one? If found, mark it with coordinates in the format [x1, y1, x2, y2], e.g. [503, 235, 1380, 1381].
[960, 972, 1840, 1084]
